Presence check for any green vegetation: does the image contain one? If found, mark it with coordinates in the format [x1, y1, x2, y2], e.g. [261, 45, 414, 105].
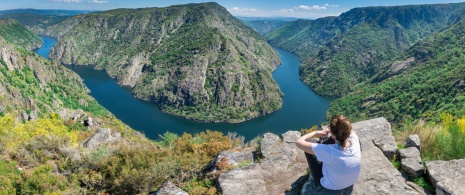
[0, 112, 241, 194]
[0, 19, 42, 50]
[396, 114, 465, 161]
[328, 16, 465, 125]
[266, 3, 465, 97]
[240, 18, 292, 35]
[46, 2, 282, 123]
[0, 20, 242, 194]
[0, 37, 107, 119]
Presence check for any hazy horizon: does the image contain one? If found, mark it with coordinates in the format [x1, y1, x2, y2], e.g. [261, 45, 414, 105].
[1, 0, 464, 19]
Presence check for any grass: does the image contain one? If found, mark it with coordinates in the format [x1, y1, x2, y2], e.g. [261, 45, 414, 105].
[394, 114, 465, 193]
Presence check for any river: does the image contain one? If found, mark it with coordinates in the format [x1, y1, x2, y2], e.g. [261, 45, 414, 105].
[36, 35, 334, 141]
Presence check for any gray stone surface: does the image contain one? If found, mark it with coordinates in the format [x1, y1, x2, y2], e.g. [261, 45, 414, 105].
[217, 132, 307, 195]
[282, 131, 301, 143]
[401, 157, 424, 177]
[354, 117, 398, 159]
[399, 147, 424, 177]
[351, 142, 419, 195]
[400, 147, 421, 160]
[155, 180, 188, 195]
[219, 118, 424, 195]
[83, 128, 121, 150]
[204, 148, 255, 178]
[300, 118, 420, 195]
[426, 159, 465, 195]
[406, 134, 421, 150]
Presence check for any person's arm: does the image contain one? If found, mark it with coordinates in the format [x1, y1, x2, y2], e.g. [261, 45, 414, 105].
[296, 129, 329, 155]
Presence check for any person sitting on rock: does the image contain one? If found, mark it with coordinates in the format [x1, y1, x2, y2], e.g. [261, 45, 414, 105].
[296, 115, 361, 194]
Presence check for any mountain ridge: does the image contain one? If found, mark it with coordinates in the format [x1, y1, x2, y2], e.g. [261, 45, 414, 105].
[266, 2, 465, 96]
[45, 2, 283, 123]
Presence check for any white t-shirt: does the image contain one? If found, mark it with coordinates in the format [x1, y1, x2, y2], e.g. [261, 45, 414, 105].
[311, 133, 361, 190]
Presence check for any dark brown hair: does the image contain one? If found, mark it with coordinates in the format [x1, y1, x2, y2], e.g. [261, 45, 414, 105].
[329, 115, 352, 149]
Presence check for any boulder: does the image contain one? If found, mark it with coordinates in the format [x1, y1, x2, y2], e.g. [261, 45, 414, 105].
[399, 147, 424, 177]
[204, 148, 255, 178]
[282, 131, 301, 143]
[217, 131, 307, 195]
[406, 134, 421, 151]
[354, 117, 397, 159]
[154, 180, 188, 195]
[426, 159, 465, 195]
[83, 128, 121, 150]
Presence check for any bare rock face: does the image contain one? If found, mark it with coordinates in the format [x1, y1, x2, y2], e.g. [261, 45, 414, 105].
[426, 159, 465, 195]
[406, 134, 421, 151]
[47, 3, 282, 123]
[83, 128, 121, 150]
[353, 117, 398, 159]
[204, 148, 255, 178]
[301, 117, 420, 195]
[399, 147, 424, 177]
[154, 180, 188, 195]
[218, 118, 424, 195]
[217, 131, 307, 195]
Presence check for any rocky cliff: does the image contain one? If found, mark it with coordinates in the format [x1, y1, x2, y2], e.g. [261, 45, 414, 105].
[46, 2, 282, 123]
[209, 118, 462, 195]
[0, 20, 106, 120]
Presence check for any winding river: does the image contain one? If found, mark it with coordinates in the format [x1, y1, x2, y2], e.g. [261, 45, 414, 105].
[36, 35, 334, 141]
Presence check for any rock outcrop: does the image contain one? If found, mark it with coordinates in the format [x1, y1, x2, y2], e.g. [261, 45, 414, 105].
[0, 24, 100, 121]
[216, 131, 307, 195]
[46, 2, 282, 123]
[406, 134, 421, 151]
[83, 128, 121, 150]
[426, 159, 465, 195]
[399, 147, 424, 177]
[216, 117, 424, 195]
[153, 180, 188, 195]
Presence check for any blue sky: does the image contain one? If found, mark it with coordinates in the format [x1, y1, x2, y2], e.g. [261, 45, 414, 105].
[1, 0, 464, 19]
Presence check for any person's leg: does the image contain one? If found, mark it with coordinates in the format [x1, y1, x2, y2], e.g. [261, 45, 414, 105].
[304, 136, 335, 185]
[304, 152, 323, 185]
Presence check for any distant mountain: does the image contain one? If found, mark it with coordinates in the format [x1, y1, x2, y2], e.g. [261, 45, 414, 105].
[0, 9, 95, 34]
[266, 3, 465, 96]
[0, 9, 92, 16]
[238, 17, 296, 35]
[0, 19, 106, 120]
[328, 16, 465, 123]
[0, 19, 42, 50]
[45, 2, 282, 123]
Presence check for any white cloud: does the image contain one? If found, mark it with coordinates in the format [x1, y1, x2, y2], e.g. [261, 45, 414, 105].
[232, 7, 259, 12]
[229, 6, 338, 19]
[90, 0, 109, 3]
[297, 5, 327, 10]
[50, 0, 83, 2]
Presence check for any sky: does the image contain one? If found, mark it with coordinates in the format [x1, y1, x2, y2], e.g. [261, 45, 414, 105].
[1, 0, 464, 19]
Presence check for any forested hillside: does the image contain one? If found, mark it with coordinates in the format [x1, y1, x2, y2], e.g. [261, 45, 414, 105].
[45, 2, 283, 123]
[239, 17, 295, 35]
[328, 16, 465, 124]
[0, 19, 105, 120]
[0, 19, 42, 50]
[0, 19, 240, 194]
[266, 3, 465, 96]
[0, 9, 90, 34]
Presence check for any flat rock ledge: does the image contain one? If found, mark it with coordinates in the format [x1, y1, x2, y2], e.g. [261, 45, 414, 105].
[217, 131, 307, 195]
[426, 159, 465, 195]
[216, 117, 425, 195]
